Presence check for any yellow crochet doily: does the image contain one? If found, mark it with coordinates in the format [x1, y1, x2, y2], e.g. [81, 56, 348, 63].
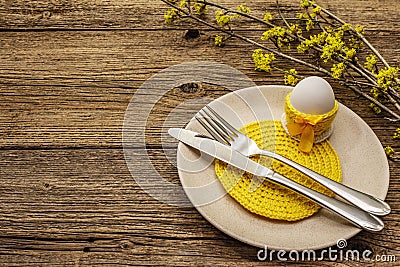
[214, 120, 342, 221]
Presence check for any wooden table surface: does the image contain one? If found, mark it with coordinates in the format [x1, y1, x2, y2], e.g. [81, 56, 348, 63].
[0, 0, 399, 266]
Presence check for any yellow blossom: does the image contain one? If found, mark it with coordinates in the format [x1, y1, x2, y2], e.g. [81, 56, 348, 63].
[300, 0, 315, 9]
[369, 103, 381, 114]
[334, 29, 344, 40]
[178, 0, 188, 8]
[193, 3, 208, 15]
[354, 24, 364, 35]
[261, 26, 290, 48]
[324, 26, 333, 33]
[237, 3, 250, 14]
[214, 34, 224, 47]
[377, 66, 399, 91]
[384, 146, 395, 157]
[321, 32, 344, 62]
[296, 12, 316, 30]
[345, 48, 357, 60]
[252, 49, 275, 72]
[261, 26, 286, 40]
[216, 10, 234, 27]
[331, 62, 346, 79]
[284, 69, 299, 86]
[297, 12, 307, 19]
[263, 12, 273, 22]
[313, 6, 322, 15]
[340, 23, 352, 32]
[349, 34, 363, 50]
[288, 23, 302, 35]
[164, 8, 179, 24]
[370, 88, 380, 99]
[306, 18, 314, 31]
[394, 128, 400, 139]
[364, 54, 377, 72]
[297, 31, 326, 53]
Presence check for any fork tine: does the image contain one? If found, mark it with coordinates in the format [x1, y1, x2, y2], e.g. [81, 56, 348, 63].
[200, 108, 236, 141]
[205, 105, 242, 136]
[194, 113, 223, 142]
[195, 113, 230, 145]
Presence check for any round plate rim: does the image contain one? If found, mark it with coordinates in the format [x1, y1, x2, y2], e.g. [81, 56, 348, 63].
[177, 84, 389, 250]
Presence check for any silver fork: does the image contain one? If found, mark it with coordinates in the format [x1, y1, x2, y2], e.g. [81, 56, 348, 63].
[195, 105, 391, 216]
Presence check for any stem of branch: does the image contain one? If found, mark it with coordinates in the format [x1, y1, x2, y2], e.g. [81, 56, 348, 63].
[315, 3, 390, 68]
[161, 0, 400, 120]
[342, 82, 400, 120]
[161, 0, 331, 76]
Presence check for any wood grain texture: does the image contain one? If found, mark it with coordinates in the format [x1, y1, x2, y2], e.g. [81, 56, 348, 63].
[0, 0, 399, 266]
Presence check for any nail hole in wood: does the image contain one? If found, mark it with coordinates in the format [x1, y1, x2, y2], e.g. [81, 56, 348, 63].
[185, 29, 200, 40]
[179, 82, 201, 93]
[42, 11, 52, 19]
[120, 242, 129, 250]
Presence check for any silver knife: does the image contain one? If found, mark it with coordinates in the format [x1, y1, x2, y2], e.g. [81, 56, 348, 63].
[169, 128, 384, 232]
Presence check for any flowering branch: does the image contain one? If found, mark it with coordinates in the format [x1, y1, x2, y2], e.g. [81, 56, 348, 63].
[161, 0, 331, 75]
[161, 0, 400, 155]
[312, 2, 400, 113]
[314, 3, 389, 68]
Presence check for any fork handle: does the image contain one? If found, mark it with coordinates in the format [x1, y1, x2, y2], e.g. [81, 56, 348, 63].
[260, 150, 391, 216]
[268, 171, 384, 232]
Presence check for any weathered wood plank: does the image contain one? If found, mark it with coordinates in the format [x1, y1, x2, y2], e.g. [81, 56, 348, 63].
[0, 0, 399, 265]
[0, 148, 398, 266]
[0, 30, 399, 149]
[0, 0, 400, 32]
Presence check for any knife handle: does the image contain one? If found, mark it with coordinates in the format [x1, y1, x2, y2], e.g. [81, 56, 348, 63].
[266, 171, 384, 232]
[260, 151, 390, 216]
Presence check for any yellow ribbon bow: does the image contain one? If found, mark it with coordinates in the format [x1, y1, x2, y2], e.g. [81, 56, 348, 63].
[287, 116, 322, 153]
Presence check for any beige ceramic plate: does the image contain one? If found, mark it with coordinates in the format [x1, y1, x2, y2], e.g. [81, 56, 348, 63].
[176, 85, 389, 251]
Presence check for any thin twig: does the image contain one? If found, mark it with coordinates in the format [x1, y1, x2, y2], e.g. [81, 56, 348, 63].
[161, 0, 400, 120]
[342, 82, 400, 120]
[345, 63, 400, 112]
[274, 67, 307, 79]
[315, 3, 390, 68]
[295, 4, 400, 113]
[161, 0, 331, 76]
[199, 0, 275, 27]
[354, 51, 400, 100]
[206, 0, 390, 97]
[347, 80, 378, 88]
[275, 0, 290, 28]
[316, 3, 400, 100]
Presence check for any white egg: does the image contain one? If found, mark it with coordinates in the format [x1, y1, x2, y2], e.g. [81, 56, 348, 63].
[290, 76, 335, 115]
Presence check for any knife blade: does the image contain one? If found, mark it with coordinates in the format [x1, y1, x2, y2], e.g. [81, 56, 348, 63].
[169, 128, 384, 232]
